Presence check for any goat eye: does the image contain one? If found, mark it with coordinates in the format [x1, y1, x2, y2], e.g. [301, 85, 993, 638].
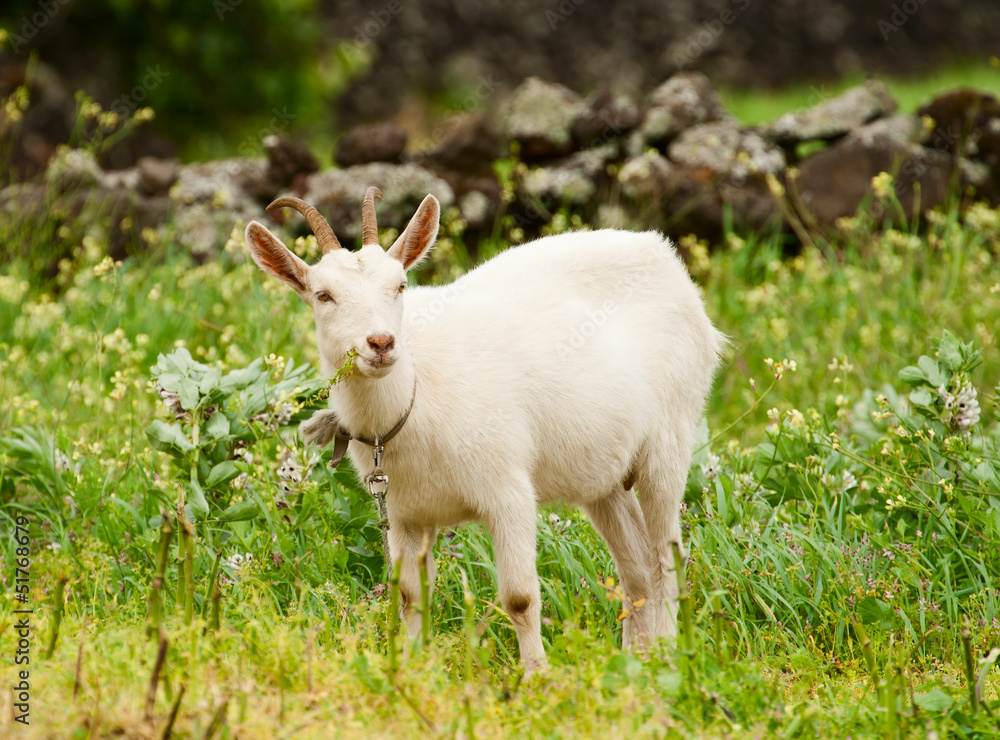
[396, 283, 406, 294]
[316, 292, 333, 303]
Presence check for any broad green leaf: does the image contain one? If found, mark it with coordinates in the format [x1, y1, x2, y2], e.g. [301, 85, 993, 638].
[220, 364, 264, 394]
[177, 377, 200, 411]
[188, 479, 210, 521]
[913, 688, 953, 712]
[154, 371, 182, 392]
[205, 411, 230, 440]
[218, 500, 259, 522]
[856, 595, 888, 625]
[938, 331, 963, 372]
[898, 366, 925, 384]
[918, 356, 947, 387]
[977, 648, 1000, 703]
[909, 387, 934, 408]
[163, 347, 194, 375]
[206, 461, 240, 488]
[146, 421, 194, 454]
[199, 366, 222, 395]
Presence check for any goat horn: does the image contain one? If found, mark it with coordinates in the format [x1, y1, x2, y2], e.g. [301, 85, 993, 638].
[362, 186, 383, 246]
[266, 197, 342, 254]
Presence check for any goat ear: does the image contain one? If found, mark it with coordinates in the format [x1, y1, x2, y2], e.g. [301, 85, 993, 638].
[388, 195, 439, 271]
[244, 221, 310, 293]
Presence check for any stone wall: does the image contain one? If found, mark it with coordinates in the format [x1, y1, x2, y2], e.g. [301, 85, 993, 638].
[3, 73, 999, 266]
[324, 0, 1000, 126]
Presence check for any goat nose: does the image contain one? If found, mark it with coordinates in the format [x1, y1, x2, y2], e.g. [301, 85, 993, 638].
[367, 334, 395, 353]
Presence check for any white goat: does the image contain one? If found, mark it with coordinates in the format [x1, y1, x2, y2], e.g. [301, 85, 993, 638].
[244, 188, 724, 672]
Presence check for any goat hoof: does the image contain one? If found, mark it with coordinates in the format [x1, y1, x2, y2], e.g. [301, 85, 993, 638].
[300, 410, 340, 447]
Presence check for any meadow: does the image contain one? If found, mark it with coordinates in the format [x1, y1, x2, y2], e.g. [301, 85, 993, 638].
[2, 113, 1000, 737]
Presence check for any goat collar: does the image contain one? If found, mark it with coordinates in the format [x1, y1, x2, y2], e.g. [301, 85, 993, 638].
[339, 380, 416, 448]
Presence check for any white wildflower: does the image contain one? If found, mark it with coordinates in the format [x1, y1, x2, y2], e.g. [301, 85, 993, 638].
[940, 381, 981, 434]
[700, 452, 721, 481]
[157, 383, 186, 419]
[546, 512, 571, 534]
[231, 446, 253, 490]
[55, 449, 72, 473]
[953, 381, 980, 432]
[253, 395, 297, 432]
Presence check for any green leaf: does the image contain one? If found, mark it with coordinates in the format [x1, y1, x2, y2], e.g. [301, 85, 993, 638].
[937, 330, 963, 372]
[205, 411, 230, 440]
[898, 365, 926, 384]
[856, 596, 888, 625]
[162, 347, 194, 376]
[913, 688, 954, 712]
[918, 356, 948, 387]
[977, 648, 1000, 704]
[146, 420, 194, 454]
[154, 371, 183, 392]
[188, 479, 210, 522]
[199, 366, 222, 395]
[909, 387, 934, 408]
[206, 461, 240, 488]
[177, 377, 200, 411]
[218, 500, 259, 522]
[220, 363, 264, 394]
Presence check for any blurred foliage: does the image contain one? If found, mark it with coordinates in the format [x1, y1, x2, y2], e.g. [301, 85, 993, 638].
[0, 0, 352, 157]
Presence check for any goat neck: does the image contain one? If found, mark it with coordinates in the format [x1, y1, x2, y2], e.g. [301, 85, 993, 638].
[329, 350, 416, 442]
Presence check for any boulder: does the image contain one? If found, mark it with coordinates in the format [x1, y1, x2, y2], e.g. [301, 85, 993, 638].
[965, 119, 1000, 203]
[520, 144, 616, 205]
[918, 88, 1000, 204]
[429, 170, 500, 229]
[173, 158, 269, 204]
[261, 135, 319, 199]
[458, 190, 493, 230]
[668, 122, 786, 179]
[303, 162, 455, 243]
[662, 167, 781, 237]
[171, 199, 257, 257]
[617, 150, 674, 202]
[137, 157, 180, 197]
[502, 77, 585, 161]
[646, 121, 786, 236]
[169, 159, 266, 254]
[635, 72, 731, 149]
[794, 116, 952, 226]
[765, 81, 897, 144]
[613, 151, 676, 230]
[572, 89, 642, 150]
[917, 88, 1000, 150]
[45, 147, 102, 193]
[420, 111, 502, 174]
[335, 121, 408, 168]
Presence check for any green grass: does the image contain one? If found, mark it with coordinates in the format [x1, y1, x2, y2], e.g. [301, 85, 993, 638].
[719, 59, 1000, 124]
[2, 191, 1000, 737]
[3, 80, 1000, 735]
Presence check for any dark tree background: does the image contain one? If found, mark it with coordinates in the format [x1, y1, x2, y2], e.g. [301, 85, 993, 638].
[1, 0, 998, 160]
